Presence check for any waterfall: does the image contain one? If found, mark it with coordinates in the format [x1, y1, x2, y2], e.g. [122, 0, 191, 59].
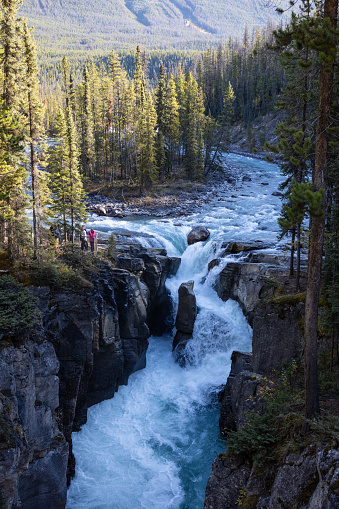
[66, 154, 283, 509]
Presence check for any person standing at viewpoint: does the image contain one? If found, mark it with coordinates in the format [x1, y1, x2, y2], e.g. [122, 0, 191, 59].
[80, 225, 88, 251]
[88, 228, 96, 253]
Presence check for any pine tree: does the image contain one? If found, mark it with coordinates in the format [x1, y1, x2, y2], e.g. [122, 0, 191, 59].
[133, 46, 145, 109]
[205, 81, 235, 174]
[22, 22, 48, 259]
[267, 0, 317, 289]
[182, 71, 205, 180]
[49, 106, 87, 242]
[155, 64, 167, 178]
[0, 0, 28, 259]
[81, 66, 95, 177]
[165, 73, 180, 173]
[139, 93, 157, 191]
[0, 0, 24, 108]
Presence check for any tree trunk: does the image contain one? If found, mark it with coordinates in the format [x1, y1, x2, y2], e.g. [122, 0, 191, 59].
[304, 0, 338, 419]
[290, 227, 295, 276]
[296, 222, 301, 292]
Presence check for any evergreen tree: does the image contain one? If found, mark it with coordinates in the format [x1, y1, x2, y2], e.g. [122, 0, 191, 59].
[155, 64, 167, 178]
[0, 0, 24, 108]
[133, 45, 145, 109]
[49, 106, 87, 242]
[23, 22, 48, 258]
[165, 73, 180, 173]
[138, 93, 157, 191]
[0, 0, 28, 259]
[182, 71, 205, 180]
[81, 66, 95, 177]
[205, 81, 235, 174]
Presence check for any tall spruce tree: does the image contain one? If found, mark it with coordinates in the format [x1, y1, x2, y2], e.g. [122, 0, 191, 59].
[49, 106, 87, 242]
[23, 22, 48, 259]
[165, 73, 180, 173]
[155, 64, 167, 178]
[81, 66, 95, 177]
[0, 0, 28, 259]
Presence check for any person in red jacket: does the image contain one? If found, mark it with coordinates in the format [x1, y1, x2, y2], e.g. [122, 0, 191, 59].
[88, 228, 96, 253]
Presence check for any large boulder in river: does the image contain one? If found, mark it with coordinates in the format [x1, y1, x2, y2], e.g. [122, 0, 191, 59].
[187, 226, 210, 245]
[96, 205, 107, 216]
[173, 281, 197, 364]
[175, 281, 197, 334]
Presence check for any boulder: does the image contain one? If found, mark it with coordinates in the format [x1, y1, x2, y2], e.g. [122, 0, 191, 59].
[175, 281, 197, 334]
[96, 205, 107, 216]
[220, 240, 271, 254]
[187, 226, 210, 245]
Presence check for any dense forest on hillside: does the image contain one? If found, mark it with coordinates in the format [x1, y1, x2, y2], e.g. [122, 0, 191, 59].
[0, 0, 339, 433]
[20, 0, 286, 54]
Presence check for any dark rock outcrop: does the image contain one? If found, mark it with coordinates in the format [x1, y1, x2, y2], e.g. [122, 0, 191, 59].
[252, 301, 304, 375]
[213, 245, 306, 373]
[218, 351, 261, 434]
[41, 255, 180, 482]
[175, 281, 197, 334]
[204, 447, 339, 509]
[220, 240, 271, 254]
[187, 226, 210, 245]
[172, 281, 197, 362]
[204, 455, 252, 509]
[0, 339, 68, 509]
[116, 245, 180, 336]
[214, 260, 291, 324]
[207, 350, 339, 508]
[204, 243, 331, 509]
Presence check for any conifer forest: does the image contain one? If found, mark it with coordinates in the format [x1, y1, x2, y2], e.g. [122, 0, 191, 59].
[1, 0, 339, 507]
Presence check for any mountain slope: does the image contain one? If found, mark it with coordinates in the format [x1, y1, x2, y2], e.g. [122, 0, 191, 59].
[19, 0, 282, 53]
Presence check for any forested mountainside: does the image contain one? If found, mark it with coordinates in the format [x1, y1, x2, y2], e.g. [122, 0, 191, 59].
[20, 0, 283, 52]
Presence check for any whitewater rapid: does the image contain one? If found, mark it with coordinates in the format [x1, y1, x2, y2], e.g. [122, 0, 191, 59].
[66, 154, 284, 509]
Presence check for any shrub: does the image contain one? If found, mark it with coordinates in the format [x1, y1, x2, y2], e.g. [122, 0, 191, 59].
[223, 361, 339, 471]
[0, 275, 37, 340]
[29, 260, 92, 290]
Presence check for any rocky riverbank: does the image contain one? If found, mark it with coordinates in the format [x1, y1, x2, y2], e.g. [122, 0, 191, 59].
[85, 155, 279, 219]
[203, 242, 339, 509]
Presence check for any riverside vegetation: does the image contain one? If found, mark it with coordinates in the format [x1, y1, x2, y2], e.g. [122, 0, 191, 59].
[1, 0, 339, 507]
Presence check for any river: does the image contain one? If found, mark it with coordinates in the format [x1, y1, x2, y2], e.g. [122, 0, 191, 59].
[66, 153, 284, 509]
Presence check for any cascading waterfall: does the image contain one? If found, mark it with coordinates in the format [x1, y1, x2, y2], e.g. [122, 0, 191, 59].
[66, 154, 284, 509]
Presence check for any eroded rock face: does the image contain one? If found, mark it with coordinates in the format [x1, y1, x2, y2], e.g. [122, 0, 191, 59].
[187, 226, 210, 245]
[214, 261, 291, 324]
[173, 281, 197, 363]
[204, 455, 252, 509]
[0, 339, 68, 509]
[205, 447, 339, 509]
[252, 302, 304, 375]
[218, 351, 261, 434]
